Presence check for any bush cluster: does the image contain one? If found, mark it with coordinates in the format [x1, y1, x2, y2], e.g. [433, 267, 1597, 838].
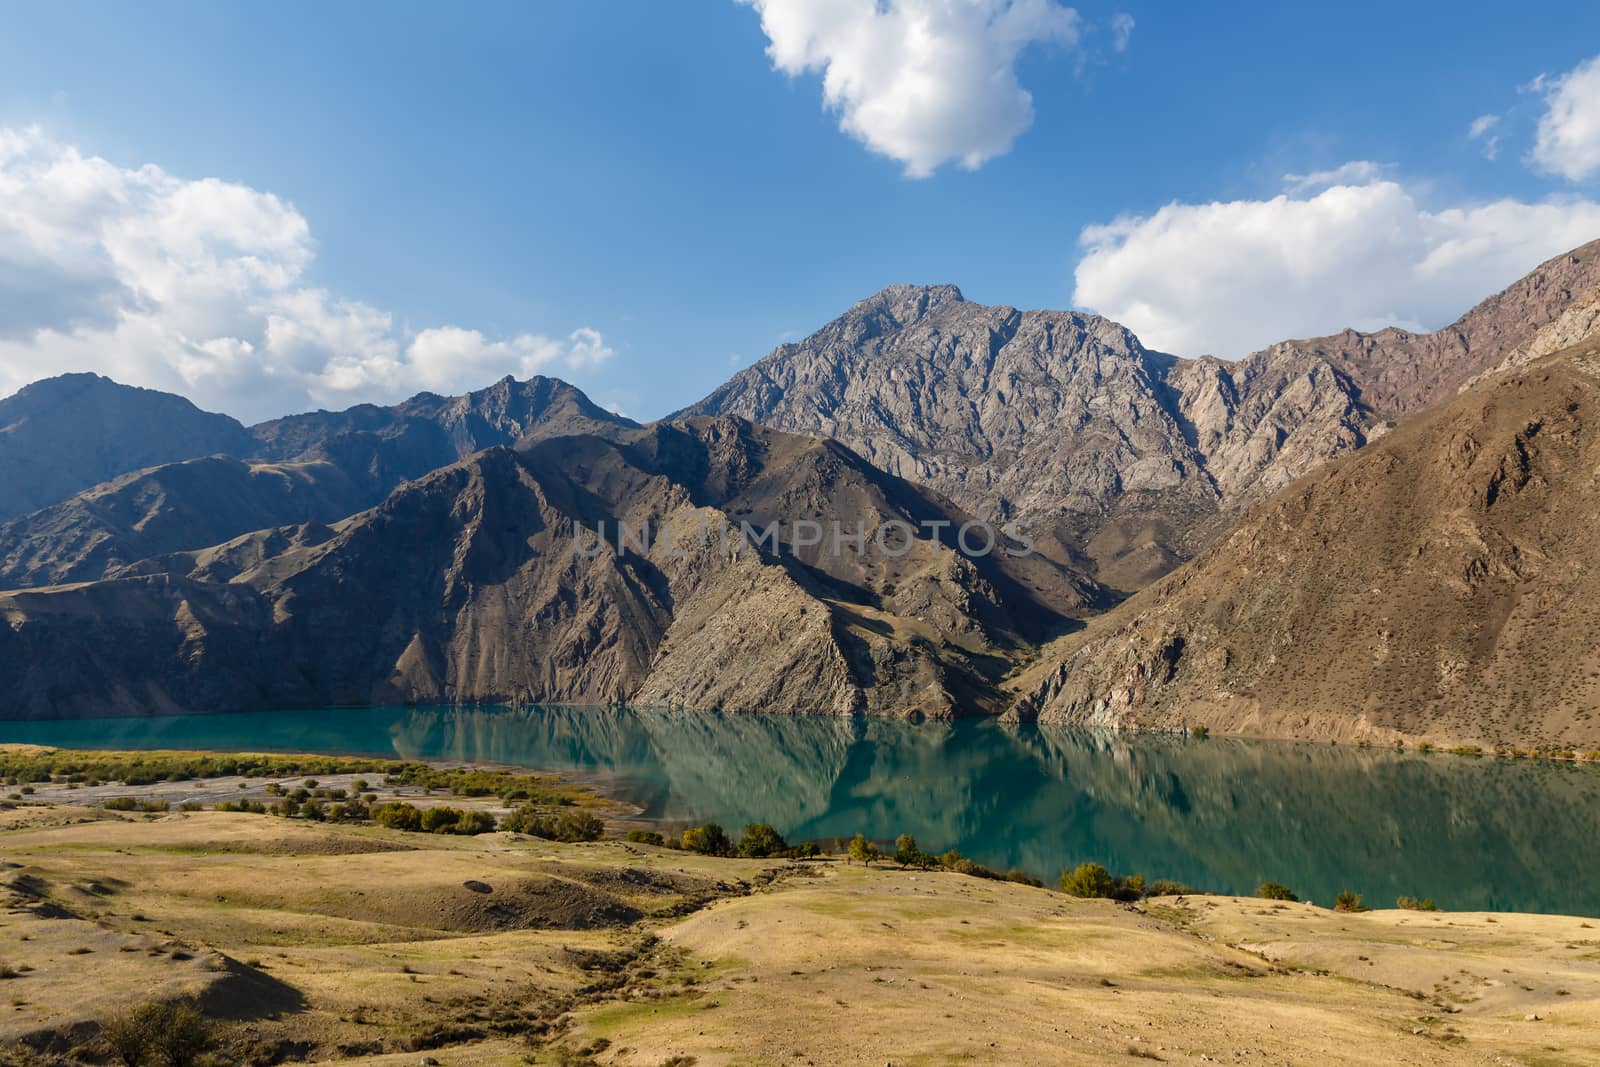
[501, 806, 604, 842]
[103, 999, 212, 1067]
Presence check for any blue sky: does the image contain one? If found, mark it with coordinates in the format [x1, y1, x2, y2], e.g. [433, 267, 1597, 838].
[3, 1, 1600, 422]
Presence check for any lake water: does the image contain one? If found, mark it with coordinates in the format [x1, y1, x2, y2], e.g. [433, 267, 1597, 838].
[6, 704, 1598, 916]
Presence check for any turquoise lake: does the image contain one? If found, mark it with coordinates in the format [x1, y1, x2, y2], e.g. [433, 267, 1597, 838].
[6, 704, 1598, 916]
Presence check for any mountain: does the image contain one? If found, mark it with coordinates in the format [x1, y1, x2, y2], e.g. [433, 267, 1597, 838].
[679, 284, 1371, 591]
[0, 417, 1090, 720]
[680, 244, 1600, 592]
[1005, 329, 1600, 751]
[0, 375, 634, 589]
[246, 373, 632, 464]
[0, 374, 254, 522]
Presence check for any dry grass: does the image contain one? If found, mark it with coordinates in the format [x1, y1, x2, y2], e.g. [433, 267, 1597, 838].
[3, 810, 1599, 1064]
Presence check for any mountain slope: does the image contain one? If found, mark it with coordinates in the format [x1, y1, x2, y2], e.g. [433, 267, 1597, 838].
[0, 453, 391, 589]
[0, 374, 254, 522]
[0, 417, 1089, 720]
[1251, 237, 1600, 419]
[1006, 334, 1600, 750]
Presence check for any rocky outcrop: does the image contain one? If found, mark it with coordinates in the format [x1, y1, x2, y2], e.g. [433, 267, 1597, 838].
[1006, 335, 1600, 750]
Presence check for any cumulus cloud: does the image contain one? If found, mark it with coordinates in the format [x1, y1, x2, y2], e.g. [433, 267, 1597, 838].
[1530, 53, 1600, 182]
[1072, 171, 1600, 357]
[741, 0, 1080, 177]
[0, 127, 613, 422]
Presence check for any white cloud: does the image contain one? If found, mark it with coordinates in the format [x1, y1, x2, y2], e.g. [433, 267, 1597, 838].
[1468, 113, 1501, 160]
[1530, 53, 1600, 182]
[1072, 171, 1600, 357]
[741, 0, 1080, 178]
[0, 126, 613, 422]
[1109, 12, 1134, 53]
[1281, 160, 1388, 194]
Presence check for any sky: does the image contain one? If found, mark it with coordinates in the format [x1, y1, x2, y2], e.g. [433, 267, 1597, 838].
[3, 0, 1600, 423]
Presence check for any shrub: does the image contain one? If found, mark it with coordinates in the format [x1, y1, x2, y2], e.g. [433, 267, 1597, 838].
[1144, 879, 1197, 897]
[502, 806, 602, 841]
[1189, 724, 1210, 739]
[1334, 889, 1368, 913]
[372, 801, 423, 831]
[454, 810, 496, 835]
[420, 806, 463, 833]
[553, 810, 603, 842]
[738, 823, 788, 858]
[1396, 895, 1438, 911]
[300, 799, 327, 822]
[103, 797, 167, 812]
[682, 823, 731, 855]
[1060, 862, 1147, 901]
[1004, 868, 1043, 887]
[212, 799, 265, 814]
[626, 830, 665, 846]
[103, 998, 213, 1067]
[1258, 882, 1299, 902]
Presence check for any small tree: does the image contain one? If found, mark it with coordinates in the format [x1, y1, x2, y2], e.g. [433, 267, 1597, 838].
[1060, 862, 1116, 898]
[847, 833, 879, 867]
[893, 834, 918, 867]
[682, 822, 731, 855]
[738, 823, 788, 858]
[1257, 882, 1299, 902]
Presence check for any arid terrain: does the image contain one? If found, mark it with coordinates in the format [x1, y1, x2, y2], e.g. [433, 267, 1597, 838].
[4, 750, 1599, 1066]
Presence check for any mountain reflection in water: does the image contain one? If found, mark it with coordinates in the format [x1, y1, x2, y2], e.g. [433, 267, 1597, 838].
[9, 704, 1598, 915]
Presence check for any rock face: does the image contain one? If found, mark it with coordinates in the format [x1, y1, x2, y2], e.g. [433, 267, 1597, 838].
[0, 376, 633, 589]
[0, 374, 254, 522]
[679, 285, 1371, 590]
[0, 417, 1088, 720]
[1006, 335, 1600, 750]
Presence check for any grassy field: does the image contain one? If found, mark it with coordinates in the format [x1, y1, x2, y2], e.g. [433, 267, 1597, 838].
[3, 754, 1600, 1065]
